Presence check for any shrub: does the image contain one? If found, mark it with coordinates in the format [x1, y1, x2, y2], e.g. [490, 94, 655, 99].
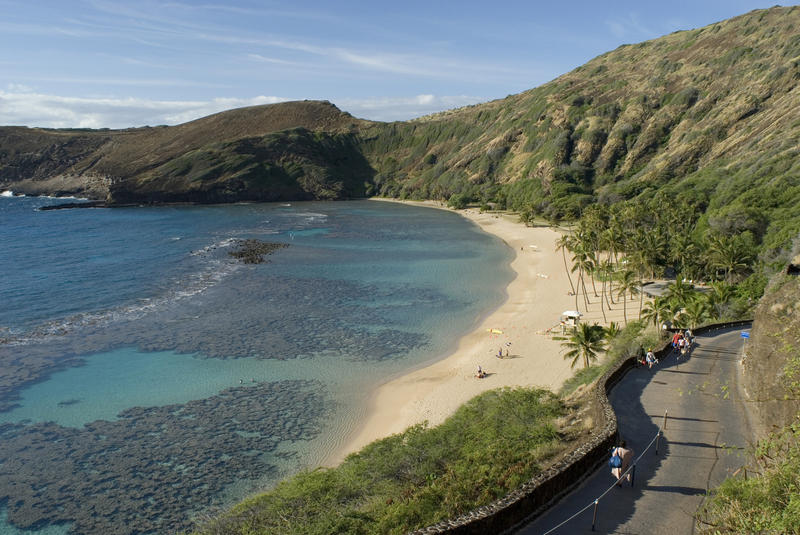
[447, 193, 469, 209]
[196, 388, 569, 535]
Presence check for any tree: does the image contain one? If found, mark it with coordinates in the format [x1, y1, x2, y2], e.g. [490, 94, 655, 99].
[605, 321, 622, 342]
[616, 269, 639, 325]
[706, 233, 755, 284]
[555, 234, 576, 296]
[570, 238, 595, 311]
[681, 297, 712, 329]
[703, 281, 734, 319]
[641, 296, 672, 329]
[561, 322, 607, 369]
[447, 193, 469, 209]
[664, 279, 698, 305]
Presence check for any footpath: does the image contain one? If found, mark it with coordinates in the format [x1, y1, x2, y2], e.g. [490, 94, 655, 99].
[518, 326, 753, 534]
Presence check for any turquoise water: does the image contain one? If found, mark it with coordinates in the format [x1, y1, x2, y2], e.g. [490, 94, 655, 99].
[0, 197, 513, 534]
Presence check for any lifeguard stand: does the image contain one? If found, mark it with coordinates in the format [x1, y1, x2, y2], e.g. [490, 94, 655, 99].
[561, 310, 582, 331]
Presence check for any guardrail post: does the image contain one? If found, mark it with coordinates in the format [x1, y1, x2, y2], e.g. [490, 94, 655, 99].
[591, 499, 599, 531]
[662, 409, 668, 431]
[656, 428, 661, 455]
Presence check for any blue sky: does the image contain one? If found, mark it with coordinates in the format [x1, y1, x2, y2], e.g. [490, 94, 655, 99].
[0, 0, 784, 128]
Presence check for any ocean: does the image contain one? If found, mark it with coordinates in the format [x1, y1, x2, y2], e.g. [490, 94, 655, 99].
[0, 196, 513, 535]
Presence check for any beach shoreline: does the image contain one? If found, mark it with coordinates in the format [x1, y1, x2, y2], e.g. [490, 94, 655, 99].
[325, 199, 629, 466]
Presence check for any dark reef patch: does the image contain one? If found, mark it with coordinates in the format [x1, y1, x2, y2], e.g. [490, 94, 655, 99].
[0, 273, 435, 412]
[0, 380, 327, 535]
[227, 239, 289, 264]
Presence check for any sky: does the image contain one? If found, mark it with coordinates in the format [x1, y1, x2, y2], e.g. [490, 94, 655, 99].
[0, 0, 785, 128]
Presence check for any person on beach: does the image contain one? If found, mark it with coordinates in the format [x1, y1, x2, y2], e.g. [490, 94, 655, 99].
[610, 440, 634, 486]
[475, 365, 486, 379]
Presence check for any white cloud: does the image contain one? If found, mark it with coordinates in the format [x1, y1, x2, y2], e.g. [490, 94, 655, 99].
[246, 53, 299, 66]
[0, 89, 486, 128]
[0, 90, 289, 128]
[6, 83, 33, 92]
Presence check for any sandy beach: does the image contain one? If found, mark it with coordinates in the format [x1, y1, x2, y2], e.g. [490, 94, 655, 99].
[326, 200, 630, 465]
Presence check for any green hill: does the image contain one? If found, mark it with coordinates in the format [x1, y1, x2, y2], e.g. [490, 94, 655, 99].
[2, 6, 799, 255]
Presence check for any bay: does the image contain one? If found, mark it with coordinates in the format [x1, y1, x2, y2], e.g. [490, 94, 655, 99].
[0, 197, 513, 534]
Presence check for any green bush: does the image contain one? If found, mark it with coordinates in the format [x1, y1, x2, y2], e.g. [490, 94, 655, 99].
[196, 388, 567, 535]
[447, 193, 470, 209]
[697, 421, 800, 534]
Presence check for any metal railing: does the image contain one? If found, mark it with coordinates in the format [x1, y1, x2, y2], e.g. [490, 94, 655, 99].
[540, 413, 666, 534]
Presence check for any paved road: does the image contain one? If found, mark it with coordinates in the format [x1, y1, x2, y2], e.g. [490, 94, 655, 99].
[518, 326, 754, 535]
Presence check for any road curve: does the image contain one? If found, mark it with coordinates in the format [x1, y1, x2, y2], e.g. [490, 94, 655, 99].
[517, 326, 754, 535]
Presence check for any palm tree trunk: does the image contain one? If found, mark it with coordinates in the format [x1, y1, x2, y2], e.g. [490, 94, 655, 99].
[562, 248, 576, 295]
[582, 274, 590, 308]
[638, 281, 645, 320]
[600, 275, 608, 323]
[607, 257, 616, 305]
[622, 290, 628, 325]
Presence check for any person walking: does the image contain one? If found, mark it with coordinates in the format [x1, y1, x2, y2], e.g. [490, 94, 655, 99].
[671, 331, 682, 354]
[645, 348, 657, 369]
[610, 440, 634, 486]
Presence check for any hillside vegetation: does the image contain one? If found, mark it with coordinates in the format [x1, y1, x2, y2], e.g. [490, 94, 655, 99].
[0, 101, 367, 201]
[698, 263, 800, 533]
[2, 7, 799, 258]
[194, 387, 575, 535]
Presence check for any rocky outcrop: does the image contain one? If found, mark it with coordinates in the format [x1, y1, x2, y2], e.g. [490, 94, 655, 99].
[743, 274, 800, 435]
[228, 240, 289, 264]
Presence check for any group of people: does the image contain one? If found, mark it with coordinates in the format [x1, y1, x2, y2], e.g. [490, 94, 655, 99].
[636, 328, 695, 370]
[476, 342, 514, 378]
[672, 329, 694, 358]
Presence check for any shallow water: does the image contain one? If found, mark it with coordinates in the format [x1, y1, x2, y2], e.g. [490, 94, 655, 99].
[0, 198, 513, 534]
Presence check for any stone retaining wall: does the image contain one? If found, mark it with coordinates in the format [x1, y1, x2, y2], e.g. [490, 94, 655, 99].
[409, 320, 751, 535]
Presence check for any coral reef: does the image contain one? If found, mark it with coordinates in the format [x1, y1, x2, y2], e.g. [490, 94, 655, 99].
[0, 380, 327, 535]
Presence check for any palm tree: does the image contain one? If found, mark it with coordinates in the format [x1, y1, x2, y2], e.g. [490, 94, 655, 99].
[669, 233, 701, 280]
[555, 234, 576, 296]
[706, 233, 755, 284]
[626, 252, 649, 320]
[616, 269, 639, 325]
[602, 259, 615, 310]
[641, 296, 672, 329]
[664, 279, 698, 305]
[598, 259, 608, 324]
[561, 322, 607, 369]
[571, 240, 594, 311]
[703, 281, 734, 319]
[682, 298, 712, 329]
[605, 321, 622, 342]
